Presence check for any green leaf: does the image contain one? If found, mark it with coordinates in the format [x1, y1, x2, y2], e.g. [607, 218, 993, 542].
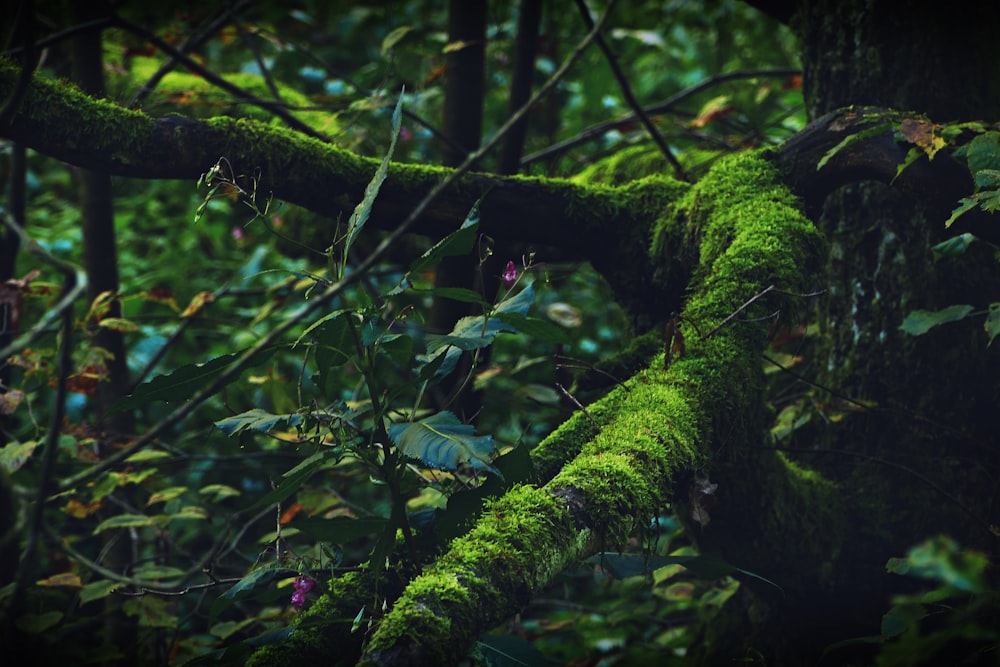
[198, 483, 241, 500]
[146, 486, 188, 505]
[0, 439, 39, 473]
[113, 346, 276, 412]
[494, 312, 570, 344]
[379, 333, 414, 370]
[817, 122, 892, 171]
[899, 304, 974, 335]
[289, 516, 387, 543]
[964, 131, 1000, 174]
[381, 25, 413, 55]
[245, 449, 340, 512]
[974, 168, 1000, 188]
[475, 634, 550, 667]
[985, 303, 1000, 346]
[131, 564, 186, 580]
[944, 196, 981, 228]
[585, 552, 783, 593]
[417, 287, 490, 307]
[214, 409, 303, 437]
[342, 91, 403, 259]
[209, 566, 297, 622]
[16, 611, 63, 634]
[124, 450, 172, 463]
[405, 203, 481, 277]
[420, 285, 535, 378]
[389, 411, 498, 476]
[892, 145, 925, 184]
[79, 579, 122, 605]
[432, 442, 534, 545]
[93, 513, 157, 534]
[930, 233, 975, 260]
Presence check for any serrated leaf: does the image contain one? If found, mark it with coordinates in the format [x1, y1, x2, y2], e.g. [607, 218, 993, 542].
[214, 409, 303, 437]
[113, 346, 276, 412]
[974, 168, 1000, 188]
[965, 131, 1000, 174]
[389, 411, 498, 475]
[899, 304, 974, 336]
[945, 196, 981, 228]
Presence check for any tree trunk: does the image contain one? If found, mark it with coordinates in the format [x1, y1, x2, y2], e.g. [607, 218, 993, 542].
[697, 0, 1000, 662]
[70, 5, 138, 663]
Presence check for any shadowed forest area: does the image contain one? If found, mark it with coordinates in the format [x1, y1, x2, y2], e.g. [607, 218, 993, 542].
[1, 1, 999, 665]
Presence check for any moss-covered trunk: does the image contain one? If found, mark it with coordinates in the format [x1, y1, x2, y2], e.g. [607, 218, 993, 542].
[721, 0, 1000, 661]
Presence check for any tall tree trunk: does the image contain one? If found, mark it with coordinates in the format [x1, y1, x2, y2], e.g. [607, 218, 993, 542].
[70, 4, 137, 663]
[693, 1, 1000, 662]
[428, 0, 487, 419]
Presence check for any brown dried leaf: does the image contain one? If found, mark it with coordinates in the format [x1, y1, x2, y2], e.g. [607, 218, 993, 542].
[689, 475, 719, 527]
[180, 291, 216, 318]
[899, 118, 945, 158]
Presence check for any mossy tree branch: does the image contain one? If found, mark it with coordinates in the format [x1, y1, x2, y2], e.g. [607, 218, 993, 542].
[248, 153, 838, 666]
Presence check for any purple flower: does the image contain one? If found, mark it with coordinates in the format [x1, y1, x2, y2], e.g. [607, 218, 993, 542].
[291, 576, 316, 610]
[502, 260, 518, 289]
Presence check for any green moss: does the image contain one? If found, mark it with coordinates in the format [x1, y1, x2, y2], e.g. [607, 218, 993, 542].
[246, 571, 370, 667]
[0, 59, 153, 159]
[112, 56, 341, 136]
[571, 144, 680, 186]
[358, 486, 581, 666]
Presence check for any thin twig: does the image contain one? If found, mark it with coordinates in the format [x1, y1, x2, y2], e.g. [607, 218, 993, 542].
[555, 382, 600, 428]
[521, 67, 800, 166]
[703, 285, 775, 339]
[128, 2, 253, 108]
[112, 14, 331, 143]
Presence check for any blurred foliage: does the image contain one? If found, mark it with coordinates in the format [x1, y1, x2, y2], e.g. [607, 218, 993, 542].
[0, 1, 851, 664]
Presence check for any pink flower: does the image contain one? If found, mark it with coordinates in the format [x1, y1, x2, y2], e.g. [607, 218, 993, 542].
[502, 260, 518, 289]
[231, 226, 244, 240]
[291, 576, 316, 610]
